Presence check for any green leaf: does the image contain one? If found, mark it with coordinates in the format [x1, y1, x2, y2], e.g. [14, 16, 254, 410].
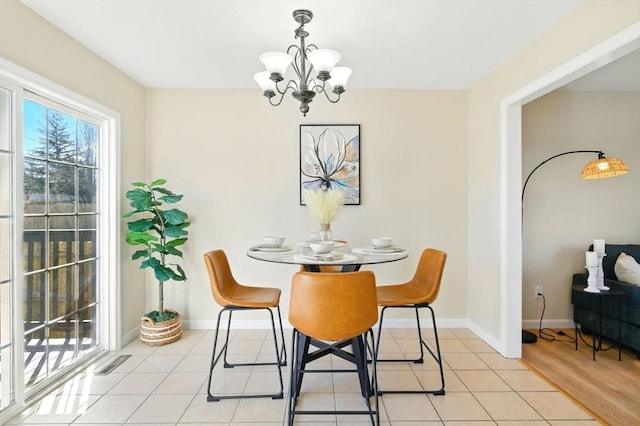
[167, 238, 187, 247]
[132, 182, 146, 187]
[154, 187, 174, 196]
[163, 208, 188, 225]
[141, 257, 161, 270]
[159, 194, 183, 204]
[165, 246, 183, 257]
[126, 188, 154, 211]
[176, 264, 187, 280]
[164, 225, 187, 238]
[127, 218, 155, 232]
[126, 231, 158, 245]
[131, 249, 149, 260]
[150, 178, 167, 187]
[154, 264, 175, 282]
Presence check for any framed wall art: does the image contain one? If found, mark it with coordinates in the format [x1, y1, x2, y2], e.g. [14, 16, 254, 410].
[299, 124, 360, 205]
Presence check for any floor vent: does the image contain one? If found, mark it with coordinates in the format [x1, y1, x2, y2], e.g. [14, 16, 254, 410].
[97, 355, 131, 375]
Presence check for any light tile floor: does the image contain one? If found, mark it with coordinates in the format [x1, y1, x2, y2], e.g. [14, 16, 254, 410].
[7, 328, 600, 425]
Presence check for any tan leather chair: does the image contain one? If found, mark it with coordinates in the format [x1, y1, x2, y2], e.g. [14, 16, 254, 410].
[376, 248, 447, 395]
[288, 271, 379, 425]
[203, 249, 286, 401]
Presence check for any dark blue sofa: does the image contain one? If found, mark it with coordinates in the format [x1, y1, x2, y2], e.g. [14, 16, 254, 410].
[572, 244, 640, 355]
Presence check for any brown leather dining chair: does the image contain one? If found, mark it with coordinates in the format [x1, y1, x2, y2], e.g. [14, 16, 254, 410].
[203, 249, 286, 401]
[288, 270, 380, 425]
[375, 248, 447, 395]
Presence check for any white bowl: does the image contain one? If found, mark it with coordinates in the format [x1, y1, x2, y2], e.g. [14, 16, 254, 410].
[371, 237, 392, 248]
[309, 241, 334, 254]
[263, 236, 285, 247]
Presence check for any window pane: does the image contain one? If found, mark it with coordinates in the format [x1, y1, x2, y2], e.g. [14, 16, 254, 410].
[78, 220, 96, 261]
[78, 167, 96, 212]
[49, 315, 77, 374]
[0, 218, 10, 281]
[23, 217, 45, 272]
[78, 121, 97, 166]
[48, 163, 75, 213]
[1, 282, 12, 345]
[0, 153, 10, 216]
[0, 345, 15, 410]
[23, 99, 46, 158]
[24, 272, 46, 333]
[78, 306, 97, 360]
[49, 266, 76, 321]
[78, 261, 96, 309]
[0, 88, 9, 151]
[24, 158, 46, 213]
[24, 329, 47, 388]
[50, 216, 76, 267]
[46, 110, 75, 164]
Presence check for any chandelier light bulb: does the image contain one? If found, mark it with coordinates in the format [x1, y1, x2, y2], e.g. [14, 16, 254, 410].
[259, 52, 293, 79]
[328, 66, 352, 89]
[253, 71, 276, 95]
[597, 160, 610, 170]
[307, 49, 341, 76]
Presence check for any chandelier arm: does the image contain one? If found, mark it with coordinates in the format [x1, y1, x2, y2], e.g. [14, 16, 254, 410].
[321, 83, 342, 104]
[521, 150, 603, 205]
[273, 79, 299, 96]
[287, 45, 305, 82]
[267, 86, 292, 107]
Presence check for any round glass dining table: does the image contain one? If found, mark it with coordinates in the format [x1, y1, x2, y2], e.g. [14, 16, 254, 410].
[246, 242, 408, 272]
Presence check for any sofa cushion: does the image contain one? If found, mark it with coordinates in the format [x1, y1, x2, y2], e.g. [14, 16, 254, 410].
[614, 252, 640, 286]
[589, 244, 640, 281]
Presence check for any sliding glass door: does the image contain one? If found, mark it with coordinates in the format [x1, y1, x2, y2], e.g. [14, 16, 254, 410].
[22, 95, 101, 390]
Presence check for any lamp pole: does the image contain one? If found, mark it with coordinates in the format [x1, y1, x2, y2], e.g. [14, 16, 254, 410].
[521, 150, 603, 344]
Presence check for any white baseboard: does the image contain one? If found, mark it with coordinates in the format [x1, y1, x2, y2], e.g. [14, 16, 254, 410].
[183, 318, 469, 330]
[121, 327, 140, 347]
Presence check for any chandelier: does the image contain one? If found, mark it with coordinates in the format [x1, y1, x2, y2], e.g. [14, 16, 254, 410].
[253, 9, 352, 116]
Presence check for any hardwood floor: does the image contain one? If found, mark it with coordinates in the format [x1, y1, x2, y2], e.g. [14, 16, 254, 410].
[521, 328, 640, 426]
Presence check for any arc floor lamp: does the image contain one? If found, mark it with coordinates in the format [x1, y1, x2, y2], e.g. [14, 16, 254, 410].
[521, 150, 629, 344]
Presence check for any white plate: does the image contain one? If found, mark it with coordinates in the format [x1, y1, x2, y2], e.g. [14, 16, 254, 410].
[298, 240, 346, 248]
[250, 245, 292, 252]
[353, 246, 406, 255]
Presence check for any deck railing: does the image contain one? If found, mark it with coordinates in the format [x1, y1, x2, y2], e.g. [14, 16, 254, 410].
[23, 229, 97, 336]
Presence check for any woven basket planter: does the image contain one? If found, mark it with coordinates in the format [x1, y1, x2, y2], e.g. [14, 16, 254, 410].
[139, 308, 183, 346]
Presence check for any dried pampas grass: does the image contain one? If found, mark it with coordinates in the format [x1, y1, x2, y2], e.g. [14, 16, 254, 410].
[304, 188, 345, 224]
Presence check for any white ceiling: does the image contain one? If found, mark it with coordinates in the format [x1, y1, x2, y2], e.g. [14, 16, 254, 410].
[21, 0, 597, 90]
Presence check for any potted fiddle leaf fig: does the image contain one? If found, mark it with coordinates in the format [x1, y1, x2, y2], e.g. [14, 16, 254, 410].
[123, 178, 190, 346]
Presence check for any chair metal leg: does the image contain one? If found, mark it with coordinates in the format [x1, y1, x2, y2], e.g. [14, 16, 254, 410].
[207, 305, 285, 401]
[376, 303, 446, 395]
[288, 328, 380, 425]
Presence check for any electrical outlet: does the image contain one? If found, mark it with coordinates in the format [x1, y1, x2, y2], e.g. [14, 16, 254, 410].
[535, 285, 543, 299]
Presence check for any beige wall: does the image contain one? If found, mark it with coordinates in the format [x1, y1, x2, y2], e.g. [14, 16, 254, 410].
[468, 0, 640, 349]
[0, 0, 147, 336]
[3, 0, 639, 351]
[522, 90, 640, 324]
[145, 89, 469, 326]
